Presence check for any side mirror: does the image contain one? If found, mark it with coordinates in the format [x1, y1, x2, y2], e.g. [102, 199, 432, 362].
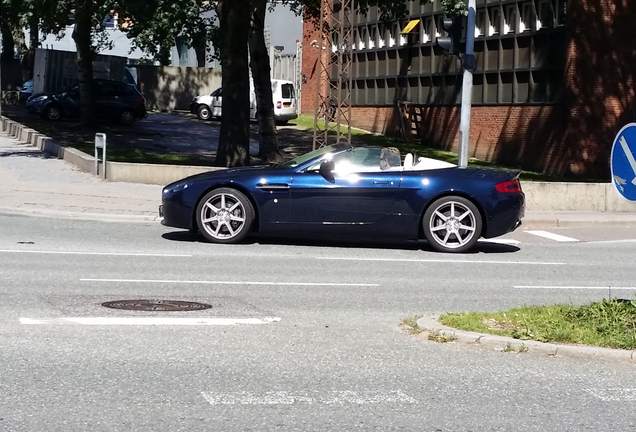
[318, 160, 335, 183]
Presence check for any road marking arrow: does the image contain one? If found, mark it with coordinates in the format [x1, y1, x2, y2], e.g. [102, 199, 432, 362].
[619, 136, 636, 185]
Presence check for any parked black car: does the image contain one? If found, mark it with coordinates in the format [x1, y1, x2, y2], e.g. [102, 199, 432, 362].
[26, 79, 147, 125]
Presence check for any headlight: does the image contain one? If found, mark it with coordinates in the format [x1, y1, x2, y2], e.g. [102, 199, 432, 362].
[163, 182, 190, 195]
[29, 95, 48, 103]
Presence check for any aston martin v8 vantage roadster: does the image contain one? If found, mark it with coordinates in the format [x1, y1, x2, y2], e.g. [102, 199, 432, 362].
[160, 144, 525, 253]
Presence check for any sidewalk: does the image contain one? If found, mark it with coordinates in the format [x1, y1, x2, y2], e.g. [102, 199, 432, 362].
[0, 133, 161, 222]
[1, 129, 636, 226]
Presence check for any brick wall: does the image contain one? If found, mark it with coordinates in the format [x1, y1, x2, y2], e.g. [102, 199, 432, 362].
[302, 0, 636, 179]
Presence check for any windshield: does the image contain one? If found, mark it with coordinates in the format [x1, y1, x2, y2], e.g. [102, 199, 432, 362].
[277, 144, 347, 169]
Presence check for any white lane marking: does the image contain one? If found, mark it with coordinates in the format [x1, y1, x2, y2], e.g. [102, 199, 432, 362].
[587, 239, 636, 244]
[317, 257, 564, 265]
[586, 388, 636, 402]
[515, 285, 636, 290]
[479, 238, 521, 245]
[80, 278, 379, 287]
[524, 230, 579, 242]
[20, 317, 281, 325]
[201, 390, 417, 406]
[0, 249, 191, 257]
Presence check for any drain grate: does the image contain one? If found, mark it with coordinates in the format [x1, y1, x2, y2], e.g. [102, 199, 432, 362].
[102, 300, 213, 311]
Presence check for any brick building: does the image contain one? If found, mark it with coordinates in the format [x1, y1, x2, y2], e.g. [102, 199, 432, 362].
[301, 0, 636, 179]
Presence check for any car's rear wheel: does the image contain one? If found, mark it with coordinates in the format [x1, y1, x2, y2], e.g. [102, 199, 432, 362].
[196, 188, 255, 244]
[119, 109, 136, 125]
[197, 105, 211, 120]
[423, 196, 482, 253]
[44, 104, 62, 121]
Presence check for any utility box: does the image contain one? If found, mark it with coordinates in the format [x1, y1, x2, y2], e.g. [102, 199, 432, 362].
[32, 48, 128, 94]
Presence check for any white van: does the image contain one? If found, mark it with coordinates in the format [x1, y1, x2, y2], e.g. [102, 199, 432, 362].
[190, 79, 297, 124]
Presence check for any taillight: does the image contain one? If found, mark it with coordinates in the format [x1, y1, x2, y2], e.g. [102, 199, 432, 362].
[495, 179, 522, 193]
[277, 101, 282, 109]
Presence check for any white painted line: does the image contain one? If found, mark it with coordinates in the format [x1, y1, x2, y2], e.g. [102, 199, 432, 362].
[20, 317, 281, 325]
[80, 278, 379, 287]
[515, 285, 636, 290]
[619, 136, 636, 185]
[586, 388, 636, 402]
[525, 230, 579, 242]
[201, 390, 417, 405]
[586, 239, 636, 245]
[317, 257, 564, 265]
[479, 238, 521, 245]
[0, 249, 191, 257]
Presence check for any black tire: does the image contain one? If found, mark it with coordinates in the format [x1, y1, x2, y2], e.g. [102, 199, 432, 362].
[422, 195, 482, 253]
[44, 104, 62, 121]
[119, 108, 136, 125]
[197, 105, 212, 121]
[196, 188, 255, 244]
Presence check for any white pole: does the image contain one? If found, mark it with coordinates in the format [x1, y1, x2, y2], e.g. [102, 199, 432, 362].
[458, 0, 476, 168]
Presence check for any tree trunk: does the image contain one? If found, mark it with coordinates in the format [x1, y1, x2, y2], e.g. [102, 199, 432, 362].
[249, 0, 284, 164]
[0, 20, 15, 62]
[26, 11, 40, 79]
[72, 3, 95, 126]
[216, 0, 251, 167]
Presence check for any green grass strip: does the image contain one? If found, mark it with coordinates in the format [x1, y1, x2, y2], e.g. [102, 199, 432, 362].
[438, 298, 636, 350]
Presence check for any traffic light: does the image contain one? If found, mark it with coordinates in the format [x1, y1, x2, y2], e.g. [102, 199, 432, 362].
[436, 16, 463, 55]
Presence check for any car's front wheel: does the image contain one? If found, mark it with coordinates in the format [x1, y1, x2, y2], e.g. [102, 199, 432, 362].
[197, 105, 212, 120]
[196, 188, 255, 244]
[43, 104, 62, 121]
[422, 196, 482, 253]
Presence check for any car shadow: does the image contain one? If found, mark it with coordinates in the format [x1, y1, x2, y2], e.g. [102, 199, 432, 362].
[161, 231, 520, 254]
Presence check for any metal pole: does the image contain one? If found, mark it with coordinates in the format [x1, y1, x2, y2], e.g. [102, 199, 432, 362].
[459, 0, 476, 168]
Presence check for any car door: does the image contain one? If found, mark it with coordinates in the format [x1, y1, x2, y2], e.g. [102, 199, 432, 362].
[210, 88, 222, 117]
[94, 81, 121, 120]
[288, 147, 401, 235]
[59, 85, 81, 117]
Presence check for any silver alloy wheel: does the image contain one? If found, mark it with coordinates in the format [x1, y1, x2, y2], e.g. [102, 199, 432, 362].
[120, 109, 135, 125]
[423, 196, 482, 253]
[45, 105, 62, 121]
[196, 188, 254, 243]
[197, 105, 211, 120]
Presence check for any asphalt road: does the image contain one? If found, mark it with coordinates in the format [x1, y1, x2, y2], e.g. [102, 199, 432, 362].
[1, 215, 636, 431]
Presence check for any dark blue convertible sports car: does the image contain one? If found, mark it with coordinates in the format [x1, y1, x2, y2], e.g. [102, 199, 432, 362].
[160, 144, 525, 253]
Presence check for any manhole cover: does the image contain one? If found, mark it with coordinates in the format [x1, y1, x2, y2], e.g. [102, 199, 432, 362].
[101, 300, 213, 311]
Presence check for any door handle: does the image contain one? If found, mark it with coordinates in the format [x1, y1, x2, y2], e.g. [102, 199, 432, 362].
[256, 183, 290, 191]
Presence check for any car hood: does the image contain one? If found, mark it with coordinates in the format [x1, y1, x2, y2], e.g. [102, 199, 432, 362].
[165, 164, 278, 188]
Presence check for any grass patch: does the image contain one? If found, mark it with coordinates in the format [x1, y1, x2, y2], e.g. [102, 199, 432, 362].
[70, 140, 215, 166]
[290, 115, 576, 182]
[438, 298, 636, 350]
[400, 315, 423, 334]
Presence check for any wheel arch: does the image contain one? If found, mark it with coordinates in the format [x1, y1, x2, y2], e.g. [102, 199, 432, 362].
[417, 191, 487, 239]
[190, 183, 260, 233]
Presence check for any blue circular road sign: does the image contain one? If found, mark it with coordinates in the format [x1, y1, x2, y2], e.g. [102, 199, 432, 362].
[610, 123, 636, 202]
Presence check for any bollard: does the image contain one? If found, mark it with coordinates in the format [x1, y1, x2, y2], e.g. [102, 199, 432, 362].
[94, 133, 107, 179]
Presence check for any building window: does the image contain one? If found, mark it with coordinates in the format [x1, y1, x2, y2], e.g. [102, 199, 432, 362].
[519, 2, 533, 33]
[368, 26, 376, 49]
[503, 4, 517, 34]
[358, 27, 367, 50]
[536, 0, 552, 30]
[488, 6, 502, 36]
[378, 24, 386, 48]
[422, 17, 434, 43]
[475, 9, 487, 38]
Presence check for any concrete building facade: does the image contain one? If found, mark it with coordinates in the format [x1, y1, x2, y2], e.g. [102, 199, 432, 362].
[301, 0, 636, 179]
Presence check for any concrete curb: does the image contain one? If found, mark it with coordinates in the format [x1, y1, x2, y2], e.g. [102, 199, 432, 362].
[417, 316, 636, 363]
